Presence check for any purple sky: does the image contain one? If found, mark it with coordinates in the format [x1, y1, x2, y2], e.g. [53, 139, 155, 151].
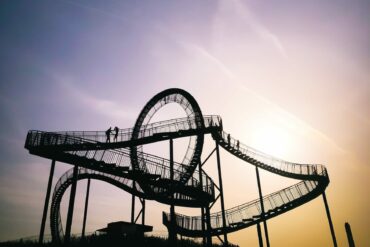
[0, 1, 369, 246]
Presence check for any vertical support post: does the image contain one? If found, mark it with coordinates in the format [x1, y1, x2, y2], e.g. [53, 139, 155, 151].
[215, 142, 228, 246]
[201, 207, 206, 246]
[65, 164, 79, 242]
[205, 205, 212, 247]
[169, 139, 177, 246]
[198, 159, 206, 246]
[345, 222, 356, 247]
[255, 167, 270, 247]
[131, 182, 136, 223]
[256, 223, 264, 247]
[322, 192, 338, 247]
[82, 178, 91, 238]
[142, 199, 146, 225]
[39, 159, 56, 244]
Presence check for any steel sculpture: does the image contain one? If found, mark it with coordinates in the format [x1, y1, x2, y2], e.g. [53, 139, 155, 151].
[24, 88, 337, 247]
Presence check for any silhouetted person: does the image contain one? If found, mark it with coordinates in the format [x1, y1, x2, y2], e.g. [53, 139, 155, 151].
[106, 127, 112, 143]
[227, 133, 231, 145]
[188, 118, 192, 129]
[237, 140, 240, 150]
[218, 119, 223, 135]
[114, 126, 119, 142]
[313, 166, 317, 175]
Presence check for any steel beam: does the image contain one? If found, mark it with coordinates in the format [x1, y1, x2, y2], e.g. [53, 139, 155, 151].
[169, 139, 177, 246]
[65, 164, 79, 242]
[201, 207, 206, 246]
[257, 223, 264, 247]
[198, 158, 206, 246]
[256, 167, 270, 247]
[205, 205, 212, 247]
[82, 178, 91, 238]
[201, 147, 216, 167]
[141, 198, 146, 225]
[39, 159, 55, 244]
[215, 142, 228, 246]
[131, 182, 136, 223]
[345, 222, 356, 247]
[322, 192, 338, 247]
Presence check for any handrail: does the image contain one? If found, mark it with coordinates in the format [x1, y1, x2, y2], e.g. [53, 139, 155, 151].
[50, 167, 141, 241]
[164, 179, 324, 232]
[26, 130, 215, 197]
[27, 115, 221, 144]
[25, 116, 222, 196]
[216, 131, 327, 177]
[163, 130, 329, 235]
[25, 113, 330, 239]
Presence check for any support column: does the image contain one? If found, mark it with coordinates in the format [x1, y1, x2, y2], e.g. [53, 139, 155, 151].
[201, 207, 206, 246]
[345, 222, 356, 247]
[82, 178, 91, 238]
[141, 199, 146, 225]
[39, 159, 56, 244]
[169, 139, 177, 246]
[322, 192, 338, 247]
[131, 182, 136, 223]
[256, 223, 264, 247]
[255, 167, 270, 247]
[65, 164, 79, 243]
[205, 205, 212, 247]
[215, 142, 228, 246]
[198, 159, 206, 246]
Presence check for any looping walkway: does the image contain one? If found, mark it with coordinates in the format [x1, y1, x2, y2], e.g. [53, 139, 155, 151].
[24, 88, 330, 243]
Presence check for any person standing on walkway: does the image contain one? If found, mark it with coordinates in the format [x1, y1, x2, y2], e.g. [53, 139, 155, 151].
[106, 127, 112, 143]
[114, 126, 119, 142]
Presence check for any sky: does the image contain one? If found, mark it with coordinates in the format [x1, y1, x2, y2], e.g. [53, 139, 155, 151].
[0, 0, 369, 246]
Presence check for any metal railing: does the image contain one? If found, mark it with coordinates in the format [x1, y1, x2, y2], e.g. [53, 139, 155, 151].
[163, 129, 329, 234]
[30, 142, 214, 198]
[25, 116, 221, 197]
[25, 115, 222, 146]
[164, 179, 321, 232]
[50, 167, 138, 241]
[217, 131, 327, 177]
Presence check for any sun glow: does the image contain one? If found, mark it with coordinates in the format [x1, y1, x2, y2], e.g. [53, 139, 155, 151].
[250, 124, 292, 159]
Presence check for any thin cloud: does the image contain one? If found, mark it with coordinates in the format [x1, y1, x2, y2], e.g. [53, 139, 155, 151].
[181, 42, 236, 80]
[150, 24, 346, 155]
[182, 43, 346, 154]
[54, 74, 137, 121]
[216, 0, 288, 59]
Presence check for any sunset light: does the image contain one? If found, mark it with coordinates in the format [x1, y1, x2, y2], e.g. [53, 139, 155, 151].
[0, 1, 369, 247]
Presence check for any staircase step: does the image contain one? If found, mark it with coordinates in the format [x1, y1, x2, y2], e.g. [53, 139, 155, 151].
[116, 166, 129, 171]
[242, 218, 253, 222]
[230, 222, 243, 227]
[266, 210, 274, 215]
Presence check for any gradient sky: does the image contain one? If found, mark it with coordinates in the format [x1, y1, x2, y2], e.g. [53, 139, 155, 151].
[0, 0, 369, 246]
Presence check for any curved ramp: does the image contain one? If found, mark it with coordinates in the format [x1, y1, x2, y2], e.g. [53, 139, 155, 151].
[23, 88, 331, 242]
[26, 129, 216, 204]
[131, 88, 205, 187]
[163, 130, 329, 237]
[49, 167, 146, 242]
